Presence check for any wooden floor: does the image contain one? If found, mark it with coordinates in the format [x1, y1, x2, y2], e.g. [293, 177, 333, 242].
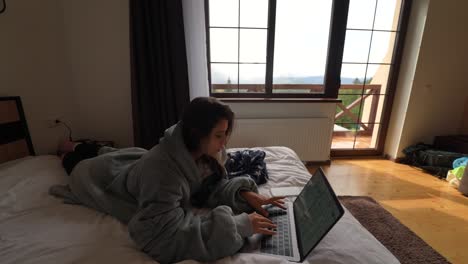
[307, 159, 468, 264]
[331, 134, 373, 149]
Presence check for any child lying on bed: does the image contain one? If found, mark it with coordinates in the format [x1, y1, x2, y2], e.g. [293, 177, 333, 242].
[50, 97, 285, 263]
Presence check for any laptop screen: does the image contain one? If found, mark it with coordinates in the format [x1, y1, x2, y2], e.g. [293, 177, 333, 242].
[293, 168, 344, 260]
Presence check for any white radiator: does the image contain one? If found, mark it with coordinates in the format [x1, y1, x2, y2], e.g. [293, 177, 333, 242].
[227, 118, 333, 162]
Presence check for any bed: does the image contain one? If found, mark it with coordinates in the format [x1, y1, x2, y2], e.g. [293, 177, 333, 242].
[0, 97, 400, 264]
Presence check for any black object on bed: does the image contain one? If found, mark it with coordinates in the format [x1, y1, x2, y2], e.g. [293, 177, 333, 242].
[225, 150, 268, 185]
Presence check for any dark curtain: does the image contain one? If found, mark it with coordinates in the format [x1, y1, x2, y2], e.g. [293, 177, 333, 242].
[129, 0, 190, 149]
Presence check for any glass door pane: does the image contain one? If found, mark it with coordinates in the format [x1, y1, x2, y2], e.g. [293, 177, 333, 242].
[273, 0, 333, 94]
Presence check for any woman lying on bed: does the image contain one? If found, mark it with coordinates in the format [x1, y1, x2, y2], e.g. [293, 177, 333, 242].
[50, 97, 285, 263]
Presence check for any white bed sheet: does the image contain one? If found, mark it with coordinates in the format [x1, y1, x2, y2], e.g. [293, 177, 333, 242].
[0, 147, 399, 264]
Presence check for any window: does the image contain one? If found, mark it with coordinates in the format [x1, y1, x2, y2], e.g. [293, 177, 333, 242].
[205, 0, 349, 98]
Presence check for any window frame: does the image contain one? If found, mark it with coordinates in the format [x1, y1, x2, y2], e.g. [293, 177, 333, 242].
[204, 0, 350, 99]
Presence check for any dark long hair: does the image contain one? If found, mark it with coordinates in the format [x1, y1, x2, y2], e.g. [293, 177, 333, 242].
[181, 97, 234, 152]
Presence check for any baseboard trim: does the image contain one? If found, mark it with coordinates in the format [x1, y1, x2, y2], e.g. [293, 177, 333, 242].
[384, 154, 404, 163]
[332, 155, 386, 160]
[304, 160, 331, 166]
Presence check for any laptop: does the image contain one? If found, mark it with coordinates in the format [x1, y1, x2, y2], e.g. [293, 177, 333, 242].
[241, 167, 344, 262]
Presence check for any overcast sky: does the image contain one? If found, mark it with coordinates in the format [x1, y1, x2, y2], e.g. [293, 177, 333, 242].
[209, 0, 399, 84]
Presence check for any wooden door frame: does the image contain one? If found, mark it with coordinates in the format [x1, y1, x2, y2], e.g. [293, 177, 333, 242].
[332, 0, 413, 157]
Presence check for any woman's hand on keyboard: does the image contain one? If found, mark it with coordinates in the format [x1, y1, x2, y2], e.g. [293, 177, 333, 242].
[240, 191, 286, 217]
[248, 212, 277, 235]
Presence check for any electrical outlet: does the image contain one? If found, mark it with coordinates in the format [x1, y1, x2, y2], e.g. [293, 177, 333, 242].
[46, 116, 64, 128]
[46, 119, 59, 128]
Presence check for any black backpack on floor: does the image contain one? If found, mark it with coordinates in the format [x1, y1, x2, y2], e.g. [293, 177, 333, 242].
[399, 143, 468, 178]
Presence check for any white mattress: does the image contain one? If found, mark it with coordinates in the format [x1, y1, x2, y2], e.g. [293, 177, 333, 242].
[0, 147, 399, 264]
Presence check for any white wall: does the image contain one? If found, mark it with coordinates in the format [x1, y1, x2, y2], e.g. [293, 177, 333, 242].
[0, 0, 74, 155]
[385, 0, 468, 158]
[398, 0, 468, 152]
[62, 0, 133, 148]
[384, 0, 429, 158]
[0, 0, 133, 154]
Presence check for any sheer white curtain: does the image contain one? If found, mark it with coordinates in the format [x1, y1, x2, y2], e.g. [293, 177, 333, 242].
[182, 0, 210, 99]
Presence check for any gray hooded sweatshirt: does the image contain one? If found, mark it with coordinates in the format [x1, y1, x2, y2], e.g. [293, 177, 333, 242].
[53, 122, 258, 263]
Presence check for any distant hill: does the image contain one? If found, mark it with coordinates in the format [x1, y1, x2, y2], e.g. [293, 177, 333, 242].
[212, 74, 360, 85]
[273, 76, 324, 84]
[273, 76, 357, 84]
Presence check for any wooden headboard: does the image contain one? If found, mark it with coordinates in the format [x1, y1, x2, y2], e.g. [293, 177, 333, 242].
[0, 97, 35, 163]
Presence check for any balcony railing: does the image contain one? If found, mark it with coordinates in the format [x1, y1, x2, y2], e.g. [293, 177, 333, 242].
[335, 84, 381, 136]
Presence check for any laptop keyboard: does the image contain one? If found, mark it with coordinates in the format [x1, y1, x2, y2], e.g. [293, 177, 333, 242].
[260, 208, 293, 257]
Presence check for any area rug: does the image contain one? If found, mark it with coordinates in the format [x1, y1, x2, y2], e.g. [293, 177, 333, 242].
[338, 196, 450, 264]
